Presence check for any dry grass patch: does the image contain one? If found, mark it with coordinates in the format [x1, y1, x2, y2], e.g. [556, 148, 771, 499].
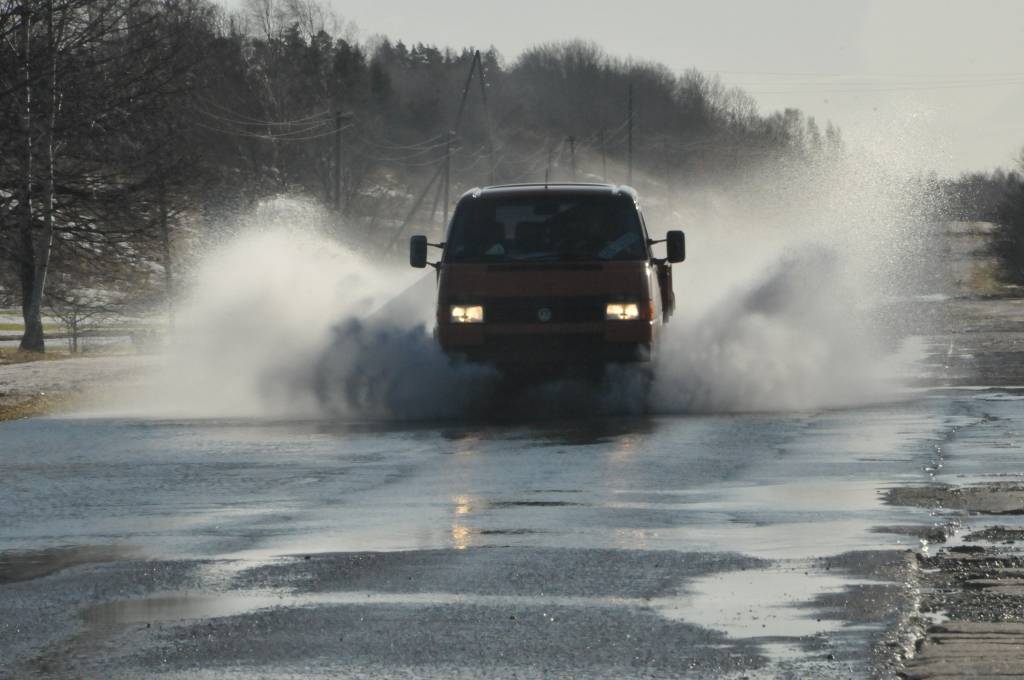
[0, 348, 71, 365]
[0, 392, 77, 421]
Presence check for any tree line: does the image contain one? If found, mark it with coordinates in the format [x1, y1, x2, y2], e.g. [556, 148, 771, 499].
[937, 156, 1024, 284]
[1, 0, 843, 352]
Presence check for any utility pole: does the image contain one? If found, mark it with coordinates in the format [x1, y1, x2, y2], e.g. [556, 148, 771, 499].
[545, 143, 556, 187]
[427, 164, 445, 234]
[627, 82, 634, 186]
[568, 136, 576, 180]
[158, 177, 174, 331]
[330, 110, 354, 212]
[443, 130, 452, 227]
[474, 51, 495, 184]
[390, 51, 492, 248]
[386, 161, 446, 250]
[333, 110, 343, 211]
[599, 128, 607, 182]
[445, 52, 481, 218]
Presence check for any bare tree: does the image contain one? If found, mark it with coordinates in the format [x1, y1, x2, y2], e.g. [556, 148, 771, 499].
[244, 0, 283, 40]
[282, 0, 335, 40]
[0, 0, 214, 351]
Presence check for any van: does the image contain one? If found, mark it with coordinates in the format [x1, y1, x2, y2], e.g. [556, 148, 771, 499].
[410, 183, 684, 370]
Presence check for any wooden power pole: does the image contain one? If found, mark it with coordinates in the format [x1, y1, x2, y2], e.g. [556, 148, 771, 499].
[333, 110, 343, 211]
[389, 50, 495, 248]
[627, 82, 634, 186]
[568, 136, 576, 180]
[600, 128, 607, 182]
[443, 130, 452, 227]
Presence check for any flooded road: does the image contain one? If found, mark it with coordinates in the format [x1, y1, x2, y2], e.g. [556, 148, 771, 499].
[4, 378, 1022, 678]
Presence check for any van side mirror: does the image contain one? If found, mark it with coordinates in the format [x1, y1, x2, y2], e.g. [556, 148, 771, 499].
[410, 235, 428, 268]
[666, 230, 685, 263]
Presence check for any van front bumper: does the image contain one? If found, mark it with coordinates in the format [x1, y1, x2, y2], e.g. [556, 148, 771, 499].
[438, 321, 654, 364]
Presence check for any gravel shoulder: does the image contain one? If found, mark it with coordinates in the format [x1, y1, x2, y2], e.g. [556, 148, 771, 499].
[888, 488, 1024, 679]
[883, 290, 1024, 679]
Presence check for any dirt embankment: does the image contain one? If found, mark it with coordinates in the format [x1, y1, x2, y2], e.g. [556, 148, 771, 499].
[881, 223, 1024, 677]
[890, 486, 1024, 679]
[883, 293, 1024, 678]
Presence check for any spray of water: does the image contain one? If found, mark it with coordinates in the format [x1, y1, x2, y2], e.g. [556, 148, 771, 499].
[135, 128, 941, 420]
[646, 147, 936, 413]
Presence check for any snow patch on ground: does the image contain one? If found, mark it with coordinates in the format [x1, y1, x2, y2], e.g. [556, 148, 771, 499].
[0, 355, 155, 414]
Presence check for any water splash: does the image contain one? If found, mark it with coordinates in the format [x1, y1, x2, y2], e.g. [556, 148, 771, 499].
[138, 140, 939, 420]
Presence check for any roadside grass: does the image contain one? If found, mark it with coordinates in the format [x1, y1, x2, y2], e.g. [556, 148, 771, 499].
[0, 323, 151, 333]
[0, 323, 61, 332]
[968, 259, 1010, 297]
[0, 391, 76, 421]
[0, 347, 71, 364]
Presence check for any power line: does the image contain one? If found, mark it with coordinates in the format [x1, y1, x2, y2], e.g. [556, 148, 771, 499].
[733, 77, 1024, 88]
[711, 70, 1024, 95]
[280, 124, 357, 142]
[361, 150, 448, 168]
[195, 107, 335, 128]
[743, 79, 1024, 95]
[711, 69, 1024, 78]
[348, 137, 451, 162]
[193, 96, 335, 127]
[192, 120, 352, 142]
[346, 113, 452, 150]
[196, 105, 460, 155]
[347, 125, 449, 151]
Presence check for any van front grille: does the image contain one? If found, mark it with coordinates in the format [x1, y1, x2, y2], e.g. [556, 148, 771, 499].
[484, 297, 605, 324]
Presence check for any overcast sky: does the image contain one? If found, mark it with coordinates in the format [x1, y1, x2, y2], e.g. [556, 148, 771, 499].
[256, 0, 1024, 176]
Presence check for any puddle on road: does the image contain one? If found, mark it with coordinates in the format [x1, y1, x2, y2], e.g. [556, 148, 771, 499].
[488, 500, 584, 508]
[659, 565, 875, 638]
[646, 479, 885, 515]
[82, 589, 645, 627]
[0, 544, 139, 584]
[976, 392, 1024, 402]
[83, 566, 868, 644]
[664, 519, 904, 561]
[83, 591, 287, 625]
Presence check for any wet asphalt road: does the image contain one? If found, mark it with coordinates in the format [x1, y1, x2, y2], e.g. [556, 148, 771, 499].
[4, 378, 1024, 679]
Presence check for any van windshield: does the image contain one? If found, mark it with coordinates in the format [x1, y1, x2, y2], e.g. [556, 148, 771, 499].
[446, 194, 647, 263]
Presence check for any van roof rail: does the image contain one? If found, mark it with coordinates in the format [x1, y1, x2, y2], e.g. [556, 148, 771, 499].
[458, 183, 638, 200]
[486, 182, 613, 189]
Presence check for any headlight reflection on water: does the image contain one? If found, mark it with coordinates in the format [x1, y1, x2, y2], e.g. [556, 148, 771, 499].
[451, 494, 477, 550]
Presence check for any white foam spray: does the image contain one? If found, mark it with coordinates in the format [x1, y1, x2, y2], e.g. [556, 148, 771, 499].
[647, 145, 937, 413]
[133, 128, 942, 420]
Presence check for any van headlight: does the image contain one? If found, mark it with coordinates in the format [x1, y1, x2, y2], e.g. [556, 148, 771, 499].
[606, 302, 641, 321]
[450, 304, 484, 323]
